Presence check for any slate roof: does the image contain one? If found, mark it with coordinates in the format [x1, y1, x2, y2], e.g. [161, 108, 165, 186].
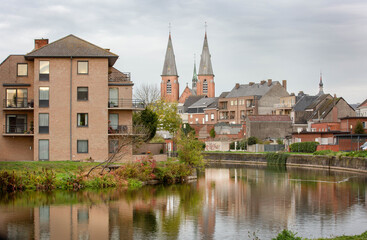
[183, 95, 205, 108]
[225, 81, 280, 98]
[205, 98, 219, 109]
[247, 115, 291, 122]
[198, 34, 214, 75]
[161, 34, 178, 76]
[188, 97, 217, 109]
[292, 95, 319, 111]
[219, 91, 230, 98]
[25, 34, 118, 66]
[305, 94, 331, 110]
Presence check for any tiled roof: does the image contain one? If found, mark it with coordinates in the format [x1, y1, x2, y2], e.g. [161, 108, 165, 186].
[358, 99, 367, 108]
[25, 34, 118, 66]
[183, 95, 205, 108]
[308, 98, 340, 120]
[292, 95, 319, 111]
[189, 97, 217, 109]
[305, 94, 330, 110]
[225, 81, 280, 98]
[219, 91, 230, 98]
[247, 115, 291, 122]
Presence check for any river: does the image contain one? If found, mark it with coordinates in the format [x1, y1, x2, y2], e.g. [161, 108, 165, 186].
[0, 164, 366, 239]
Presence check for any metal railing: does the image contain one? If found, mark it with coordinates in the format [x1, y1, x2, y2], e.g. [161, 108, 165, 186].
[108, 125, 146, 135]
[3, 124, 33, 134]
[3, 98, 34, 108]
[108, 72, 131, 82]
[108, 99, 145, 109]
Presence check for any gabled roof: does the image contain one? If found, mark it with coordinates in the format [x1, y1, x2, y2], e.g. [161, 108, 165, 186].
[205, 98, 219, 109]
[161, 34, 178, 76]
[247, 115, 291, 122]
[183, 95, 206, 108]
[219, 91, 230, 98]
[309, 98, 340, 120]
[198, 34, 214, 76]
[305, 94, 331, 110]
[226, 81, 280, 98]
[25, 34, 118, 66]
[188, 97, 217, 109]
[292, 95, 319, 111]
[358, 99, 367, 109]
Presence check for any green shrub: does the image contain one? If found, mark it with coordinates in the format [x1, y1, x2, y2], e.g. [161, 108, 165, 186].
[210, 128, 216, 138]
[247, 136, 258, 146]
[266, 153, 289, 166]
[272, 230, 302, 240]
[155, 160, 192, 184]
[290, 142, 319, 153]
[127, 178, 143, 190]
[230, 142, 235, 150]
[313, 150, 335, 156]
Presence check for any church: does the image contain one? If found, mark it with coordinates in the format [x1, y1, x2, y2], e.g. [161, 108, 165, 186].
[160, 31, 215, 103]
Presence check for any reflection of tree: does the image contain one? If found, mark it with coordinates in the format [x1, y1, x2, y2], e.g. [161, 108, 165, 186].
[133, 210, 158, 238]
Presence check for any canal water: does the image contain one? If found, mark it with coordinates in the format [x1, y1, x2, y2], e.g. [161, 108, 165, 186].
[0, 164, 366, 240]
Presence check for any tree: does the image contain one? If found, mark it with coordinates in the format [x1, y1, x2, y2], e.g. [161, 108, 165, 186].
[247, 136, 258, 145]
[177, 130, 205, 169]
[149, 99, 182, 135]
[134, 83, 160, 106]
[133, 108, 158, 141]
[354, 121, 365, 134]
[209, 128, 216, 138]
[181, 123, 195, 136]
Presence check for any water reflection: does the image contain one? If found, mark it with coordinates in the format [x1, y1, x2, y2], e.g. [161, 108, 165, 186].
[0, 165, 366, 239]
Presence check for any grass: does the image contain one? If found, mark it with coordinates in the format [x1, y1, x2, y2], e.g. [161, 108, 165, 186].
[272, 230, 367, 240]
[0, 161, 103, 173]
[204, 151, 314, 155]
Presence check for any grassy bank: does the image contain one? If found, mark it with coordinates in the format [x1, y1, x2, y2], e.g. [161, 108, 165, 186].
[273, 229, 367, 240]
[0, 157, 193, 192]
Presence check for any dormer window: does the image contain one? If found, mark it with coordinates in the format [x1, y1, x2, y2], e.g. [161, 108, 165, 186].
[167, 80, 172, 94]
[17, 63, 28, 77]
[203, 79, 208, 93]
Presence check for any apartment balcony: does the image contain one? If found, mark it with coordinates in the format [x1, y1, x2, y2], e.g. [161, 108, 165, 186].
[3, 98, 34, 110]
[219, 115, 229, 120]
[108, 72, 131, 82]
[219, 105, 228, 110]
[108, 99, 145, 110]
[274, 103, 293, 109]
[108, 125, 146, 136]
[3, 124, 34, 136]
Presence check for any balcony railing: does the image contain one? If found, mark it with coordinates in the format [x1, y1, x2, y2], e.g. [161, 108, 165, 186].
[108, 99, 145, 109]
[108, 125, 146, 135]
[3, 124, 33, 135]
[108, 72, 131, 82]
[3, 98, 34, 109]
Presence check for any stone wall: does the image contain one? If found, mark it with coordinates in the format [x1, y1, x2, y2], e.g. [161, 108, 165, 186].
[203, 152, 367, 172]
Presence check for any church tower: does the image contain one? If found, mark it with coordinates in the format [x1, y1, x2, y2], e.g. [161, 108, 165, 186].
[161, 33, 179, 102]
[317, 72, 324, 96]
[197, 32, 215, 97]
[192, 58, 198, 94]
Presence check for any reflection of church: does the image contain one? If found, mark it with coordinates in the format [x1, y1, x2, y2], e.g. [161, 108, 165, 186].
[161, 31, 215, 103]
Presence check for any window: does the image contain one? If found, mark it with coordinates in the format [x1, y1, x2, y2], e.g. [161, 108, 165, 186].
[109, 113, 118, 130]
[205, 114, 208, 122]
[211, 113, 214, 120]
[39, 61, 49, 81]
[77, 113, 88, 127]
[6, 89, 28, 108]
[39, 113, 49, 134]
[17, 63, 28, 76]
[78, 61, 88, 74]
[109, 140, 119, 153]
[77, 140, 88, 153]
[77, 87, 88, 101]
[203, 79, 208, 93]
[167, 80, 172, 94]
[39, 140, 49, 160]
[39, 87, 49, 107]
[109, 88, 118, 107]
[6, 114, 27, 133]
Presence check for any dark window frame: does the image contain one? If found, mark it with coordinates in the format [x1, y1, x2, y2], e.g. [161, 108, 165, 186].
[77, 61, 89, 75]
[167, 80, 172, 94]
[77, 113, 88, 127]
[203, 79, 208, 94]
[39, 139, 49, 161]
[39, 60, 50, 81]
[17, 63, 28, 77]
[39, 113, 49, 134]
[77, 87, 88, 101]
[5, 114, 27, 133]
[39, 87, 49, 108]
[77, 140, 89, 153]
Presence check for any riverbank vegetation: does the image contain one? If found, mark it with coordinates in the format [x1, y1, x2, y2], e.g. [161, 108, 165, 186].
[313, 150, 367, 158]
[272, 229, 367, 240]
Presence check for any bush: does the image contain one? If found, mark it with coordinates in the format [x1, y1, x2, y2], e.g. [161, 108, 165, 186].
[155, 160, 192, 184]
[266, 153, 289, 166]
[289, 142, 319, 153]
[210, 128, 216, 138]
[230, 142, 235, 150]
[313, 150, 335, 156]
[127, 179, 143, 190]
[177, 130, 205, 169]
[247, 136, 258, 146]
[272, 230, 302, 240]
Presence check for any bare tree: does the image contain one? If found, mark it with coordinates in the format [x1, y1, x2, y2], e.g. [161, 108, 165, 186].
[86, 124, 150, 176]
[134, 83, 160, 105]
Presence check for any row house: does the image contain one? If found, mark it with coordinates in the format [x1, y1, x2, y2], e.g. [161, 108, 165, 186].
[217, 80, 289, 124]
[0, 35, 144, 161]
[356, 99, 367, 117]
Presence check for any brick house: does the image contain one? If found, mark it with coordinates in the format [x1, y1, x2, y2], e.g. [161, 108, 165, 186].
[0, 35, 143, 161]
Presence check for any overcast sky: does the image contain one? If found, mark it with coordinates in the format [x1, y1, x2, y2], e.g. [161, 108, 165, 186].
[1, 0, 366, 104]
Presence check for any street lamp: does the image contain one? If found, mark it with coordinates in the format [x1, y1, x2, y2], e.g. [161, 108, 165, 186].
[350, 125, 353, 151]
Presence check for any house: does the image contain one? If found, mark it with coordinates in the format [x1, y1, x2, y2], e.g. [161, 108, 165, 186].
[356, 99, 367, 117]
[218, 80, 289, 124]
[0, 35, 144, 161]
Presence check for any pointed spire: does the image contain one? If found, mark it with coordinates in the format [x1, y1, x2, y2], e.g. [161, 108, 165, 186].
[161, 31, 178, 76]
[192, 54, 198, 88]
[198, 27, 214, 76]
[317, 71, 324, 96]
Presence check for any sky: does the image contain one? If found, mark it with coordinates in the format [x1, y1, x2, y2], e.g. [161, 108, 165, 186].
[0, 0, 366, 104]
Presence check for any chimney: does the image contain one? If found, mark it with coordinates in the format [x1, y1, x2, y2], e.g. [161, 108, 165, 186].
[282, 80, 287, 90]
[267, 79, 272, 86]
[235, 83, 240, 89]
[34, 39, 49, 50]
[298, 91, 304, 96]
[260, 80, 266, 85]
[249, 82, 255, 86]
[105, 48, 110, 52]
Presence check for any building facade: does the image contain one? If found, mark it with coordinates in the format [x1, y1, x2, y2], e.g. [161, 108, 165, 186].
[0, 35, 143, 161]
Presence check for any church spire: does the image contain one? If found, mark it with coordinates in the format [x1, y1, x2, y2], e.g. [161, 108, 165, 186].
[161, 32, 178, 76]
[317, 71, 324, 95]
[198, 31, 214, 76]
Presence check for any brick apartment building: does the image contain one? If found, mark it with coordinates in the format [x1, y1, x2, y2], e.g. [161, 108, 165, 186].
[0, 35, 144, 161]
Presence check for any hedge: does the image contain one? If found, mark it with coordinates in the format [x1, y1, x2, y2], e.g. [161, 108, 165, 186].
[289, 142, 319, 153]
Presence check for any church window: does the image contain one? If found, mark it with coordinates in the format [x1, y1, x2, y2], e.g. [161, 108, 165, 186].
[167, 80, 172, 94]
[203, 79, 208, 93]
